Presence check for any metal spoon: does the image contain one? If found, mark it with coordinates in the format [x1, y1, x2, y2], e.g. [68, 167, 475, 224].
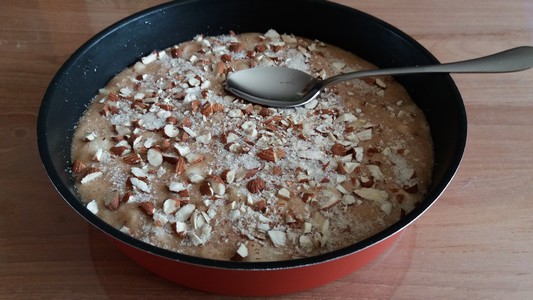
[225, 46, 533, 107]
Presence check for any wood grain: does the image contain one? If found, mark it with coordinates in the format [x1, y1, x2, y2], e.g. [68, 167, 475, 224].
[1, 0, 532, 299]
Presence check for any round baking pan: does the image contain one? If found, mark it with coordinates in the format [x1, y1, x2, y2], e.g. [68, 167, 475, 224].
[37, 0, 467, 296]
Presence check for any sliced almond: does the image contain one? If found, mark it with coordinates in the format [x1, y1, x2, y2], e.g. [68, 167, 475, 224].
[268, 230, 287, 247]
[163, 198, 181, 214]
[299, 235, 314, 249]
[153, 212, 169, 227]
[220, 169, 236, 184]
[93, 148, 103, 162]
[80, 168, 103, 184]
[86, 200, 98, 214]
[354, 188, 389, 202]
[201, 101, 213, 117]
[257, 148, 277, 162]
[231, 243, 249, 261]
[147, 148, 163, 166]
[72, 160, 86, 174]
[207, 175, 226, 195]
[163, 124, 179, 138]
[123, 153, 142, 165]
[188, 172, 205, 183]
[131, 167, 148, 179]
[302, 192, 315, 203]
[110, 145, 130, 156]
[247, 177, 266, 193]
[175, 156, 186, 175]
[277, 188, 291, 200]
[175, 203, 196, 222]
[104, 191, 120, 210]
[174, 144, 191, 156]
[185, 153, 204, 164]
[331, 143, 348, 156]
[130, 177, 150, 193]
[121, 191, 134, 203]
[199, 180, 214, 196]
[174, 221, 188, 237]
[139, 201, 155, 216]
[168, 181, 187, 193]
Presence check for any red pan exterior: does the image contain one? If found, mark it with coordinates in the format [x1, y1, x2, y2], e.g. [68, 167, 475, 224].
[110, 231, 401, 296]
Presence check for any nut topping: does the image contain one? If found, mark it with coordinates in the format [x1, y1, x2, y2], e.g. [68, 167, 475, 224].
[247, 177, 266, 193]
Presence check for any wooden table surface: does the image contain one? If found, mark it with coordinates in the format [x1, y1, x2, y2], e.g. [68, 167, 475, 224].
[1, 0, 532, 299]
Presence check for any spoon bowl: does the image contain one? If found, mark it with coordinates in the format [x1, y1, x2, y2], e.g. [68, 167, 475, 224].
[226, 46, 533, 107]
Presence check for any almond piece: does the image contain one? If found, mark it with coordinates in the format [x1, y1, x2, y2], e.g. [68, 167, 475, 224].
[170, 47, 183, 58]
[104, 191, 120, 210]
[212, 102, 224, 112]
[157, 103, 175, 111]
[162, 153, 179, 164]
[257, 148, 277, 162]
[247, 177, 266, 193]
[86, 200, 98, 214]
[229, 42, 244, 52]
[163, 198, 181, 214]
[207, 175, 226, 195]
[277, 188, 291, 200]
[220, 169, 236, 184]
[199, 181, 214, 196]
[153, 212, 169, 227]
[190, 100, 201, 113]
[253, 199, 267, 212]
[302, 192, 315, 203]
[188, 172, 205, 183]
[131, 167, 148, 179]
[174, 144, 191, 156]
[331, 143, 348, 156]
[161, 139, 172, 151]
[268, 230, 287, 247]
[168, 181, 187, 193]
[243, 168, 260, 180]
[214, 61, 225, 77]
[72, 160, 86, 174]
[185, 153, 204, 164]
[139, 202, 155, 216]
[174, 221, 188, 237]
[354, 188, 389, 202]
[110, 145, 130, 156]
[147, 148, 163, 166]
[123, 153, 142, 165]
[175, 156, 186, 175]
[242, 104, 254, 115]
[130, 177, 150, 193]
[201, 101, 213, 117]
[254, 44, 267, 52]
[121, 191, 134, 203]
[320, 188, 341, 210]
[175, 203, 196, 222]
[163, 124, 179, 138]
[359, 175, 374, 188]
[80, 168, 103, 184]
[166, 116, 178, 125]
[231, 243, 249, 261]
[220, 54, 232, 63]
[93, 148, 103, 162]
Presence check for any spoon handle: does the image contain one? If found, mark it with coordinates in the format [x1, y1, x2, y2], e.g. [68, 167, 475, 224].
[322, 46, 533, 87]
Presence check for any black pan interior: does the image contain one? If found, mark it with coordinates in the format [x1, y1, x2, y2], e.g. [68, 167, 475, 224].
[38, 0, 466, 269]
